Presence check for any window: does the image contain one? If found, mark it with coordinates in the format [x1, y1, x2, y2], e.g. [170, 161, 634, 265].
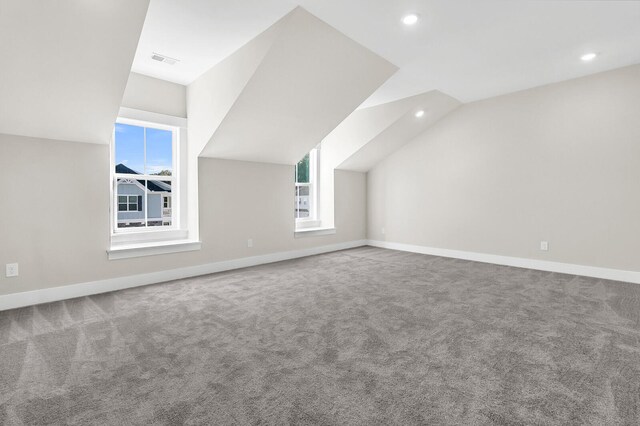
[295, 145, 320, 227]
[118, 195, 141, 212]
[112, 119, 177, 231]
[107, 109, 199, 259]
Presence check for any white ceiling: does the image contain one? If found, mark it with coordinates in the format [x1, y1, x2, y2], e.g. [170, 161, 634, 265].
[132, 0, 640, 105]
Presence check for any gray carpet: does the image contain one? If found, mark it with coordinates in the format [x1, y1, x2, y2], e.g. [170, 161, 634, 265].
[1, 247, 640, 425]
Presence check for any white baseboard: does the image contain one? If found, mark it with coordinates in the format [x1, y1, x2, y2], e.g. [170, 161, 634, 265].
[6, 238, 636, 312]
[0, 239, 368, 311]
[367, 240, 640, 284]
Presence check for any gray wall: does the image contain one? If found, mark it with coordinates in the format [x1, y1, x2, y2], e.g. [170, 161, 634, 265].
[0, 134, 366, 296]
[368, 65, 640, 272]
[147, 193, 163, 220]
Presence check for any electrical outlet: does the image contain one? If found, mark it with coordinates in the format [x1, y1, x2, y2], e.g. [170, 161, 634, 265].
[5, 263, 18, 278]
[247, 238, 253, 248]
[381, 227, 385, 235]
[540, 241, 549, 251]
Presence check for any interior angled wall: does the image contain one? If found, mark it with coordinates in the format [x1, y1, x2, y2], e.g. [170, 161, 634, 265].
[0, 73, 367, 300]
[121, 73, 187, 118]
[367, 65, 640, 273]
[0, 133, 366, 297]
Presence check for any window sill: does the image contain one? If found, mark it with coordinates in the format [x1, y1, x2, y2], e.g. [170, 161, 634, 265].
[294, 227, 336, 238]
[107, 239, 201, 260]
[111, 229, 189, 245]
[295, 219, 321, 229]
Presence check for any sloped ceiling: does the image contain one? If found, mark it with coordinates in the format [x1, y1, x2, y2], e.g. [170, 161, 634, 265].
[192, 7, 398, 165]
[186, 21, 280, 161]
[134, 0, 640, 106]
[322, 91, 461, 172]
[0, 0, 150, 144]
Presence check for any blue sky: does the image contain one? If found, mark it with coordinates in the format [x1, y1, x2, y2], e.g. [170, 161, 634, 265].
[115, 123, 172, 175]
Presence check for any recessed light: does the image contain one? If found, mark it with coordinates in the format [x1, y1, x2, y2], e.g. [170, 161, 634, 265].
[415, 110, 425, 118]
[402, 14, 419, 26]
[581, 52, 597, 62]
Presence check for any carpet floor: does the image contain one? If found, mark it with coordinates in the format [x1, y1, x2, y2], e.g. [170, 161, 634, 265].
[1, 246, 640, 425]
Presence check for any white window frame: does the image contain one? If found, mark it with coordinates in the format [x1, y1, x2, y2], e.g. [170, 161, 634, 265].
[295, 146, 321, 229]
[109, 109, 194, 248]
[107, 107, 198, 260]
[111, 117, 178, 233]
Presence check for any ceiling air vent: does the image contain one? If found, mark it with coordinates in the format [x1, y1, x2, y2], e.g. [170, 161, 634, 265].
[151, 52, 179, 65]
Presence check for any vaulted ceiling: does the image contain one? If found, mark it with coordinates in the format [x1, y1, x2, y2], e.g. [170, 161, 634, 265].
[323, 91, 461, 172]
[134, 0, 640, 105]
[0, 0, 150, 144]
[189, 7, 397, 164]
[1, 0, 639, 170]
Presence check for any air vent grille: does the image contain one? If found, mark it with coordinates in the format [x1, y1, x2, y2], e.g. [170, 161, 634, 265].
[151, 53, 179, 65]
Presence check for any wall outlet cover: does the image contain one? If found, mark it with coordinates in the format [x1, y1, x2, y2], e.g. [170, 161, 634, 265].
[6, 263, 19, 277]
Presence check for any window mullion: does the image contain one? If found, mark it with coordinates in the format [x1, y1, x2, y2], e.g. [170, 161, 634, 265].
[143, 127, 147, 227]
[115, 173, 174, 182]
[143, 181, 147, 227]
[143, 127, 147, 177]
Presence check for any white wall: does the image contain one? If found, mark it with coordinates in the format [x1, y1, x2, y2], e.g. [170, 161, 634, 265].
[0, 134, 366, 296]
[0, 0, 149, 145]
[121, 73, 187, 118]
[368, 65, 640, 272]
[194, 7, 397, 164]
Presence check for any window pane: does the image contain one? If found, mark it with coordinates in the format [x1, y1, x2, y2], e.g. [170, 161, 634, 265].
[295, 185, 310, 219]
[128, 198, 138, 209]
[296, 154, 309, 183]
[146, 128, 173, 176]
[118, 196, 127, 203]
[297, 185, 310, 196]
[114, 123, 144, 174]
[116, 179, 145, 228]
[147, 180, 172, 227]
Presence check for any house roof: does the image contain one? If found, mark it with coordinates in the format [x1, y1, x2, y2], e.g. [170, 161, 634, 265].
[115, 164, 171, 193]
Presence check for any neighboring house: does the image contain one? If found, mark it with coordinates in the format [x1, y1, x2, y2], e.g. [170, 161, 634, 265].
[115, 164, 172, 227]
[294, 186, 310, 218]
[295, 195, 309, 217]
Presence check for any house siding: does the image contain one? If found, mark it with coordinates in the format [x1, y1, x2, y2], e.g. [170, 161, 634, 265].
[116, 181, 168, 227]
